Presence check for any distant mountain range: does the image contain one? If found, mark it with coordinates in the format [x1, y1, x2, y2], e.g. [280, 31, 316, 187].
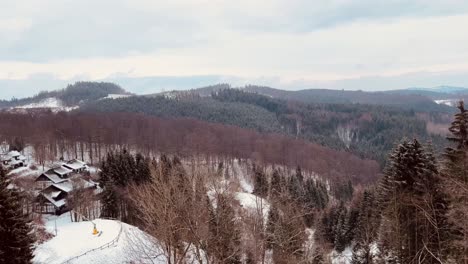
[2, 81, 466, 113]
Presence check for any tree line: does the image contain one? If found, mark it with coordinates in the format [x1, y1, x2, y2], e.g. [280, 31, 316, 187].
[0, 111, 380, 184]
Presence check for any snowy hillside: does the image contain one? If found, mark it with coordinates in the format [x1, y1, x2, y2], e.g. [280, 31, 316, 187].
[14, 97, 78, 112]
[34, 215, 167, 264]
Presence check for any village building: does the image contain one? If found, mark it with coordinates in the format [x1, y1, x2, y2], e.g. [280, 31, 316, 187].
[33, 159, 100, 215]
[35, 178, 99, 215]
[62, 159, 88, 173]
[0, 150, 27, 169]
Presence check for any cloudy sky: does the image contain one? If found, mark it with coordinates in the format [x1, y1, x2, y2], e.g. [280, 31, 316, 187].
[1, 0, 468, 99]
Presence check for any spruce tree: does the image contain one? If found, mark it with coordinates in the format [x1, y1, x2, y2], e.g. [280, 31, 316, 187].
[351, 190, 379, 264]
[0, 168, 35, 264]
[252, 168, 268, 198]
[378, 139, 451, 263]
[270, 169, 282, 200]
[208, 194, 241, 264]
[442, 101, 468, 261]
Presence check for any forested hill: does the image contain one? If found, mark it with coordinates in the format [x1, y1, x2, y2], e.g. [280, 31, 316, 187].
[0, 81, 129, 108]
[81, 88, 443, 165]
[242, 85, 454, 113]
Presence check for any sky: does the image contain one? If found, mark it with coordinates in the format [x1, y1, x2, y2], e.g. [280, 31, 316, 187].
[1, 0, 468, 99]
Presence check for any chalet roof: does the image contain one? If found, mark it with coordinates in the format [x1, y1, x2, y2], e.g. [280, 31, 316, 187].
[1, 151, 26, 161]
[0, 154, 8, 161]
[40, 192, 66, 208]
[53, 166, 72, 176]
[45, 178, 96, 194]
[38, 171, 67, 184]
[52, 181, 73, 193]
[9, 151, 20, 157]
[63, 159, 87, 170]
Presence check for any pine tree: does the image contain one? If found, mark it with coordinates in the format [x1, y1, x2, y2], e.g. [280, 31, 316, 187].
[0, 168, 35, 264]
[442, 101, 468, 262]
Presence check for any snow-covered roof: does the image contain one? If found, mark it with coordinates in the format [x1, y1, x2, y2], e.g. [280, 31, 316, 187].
[38, 170, 67, 184]
[52, 181, 74, 193]
[51, 178, 96, 193]
[53, 166, 72, 176]
[9, 150, 20, 157]
[1, 151, 26, 161]
[0, 154, 9, 162]
[41, 192, 66, 208]
[63, 159, 87, 170]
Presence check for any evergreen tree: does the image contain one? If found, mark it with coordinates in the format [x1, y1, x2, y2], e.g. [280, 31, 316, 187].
[442, 101, 468, 261]
[351, 190, 380, 264]
[270, 169, 282, 200]
[208, 194, 241, 264]
[252, 168, 268, 198]
[266, 203, 280, 249]
[0, 168, 35, 264]
[378, 139, 451, 263]
[134, 153, 151, 184]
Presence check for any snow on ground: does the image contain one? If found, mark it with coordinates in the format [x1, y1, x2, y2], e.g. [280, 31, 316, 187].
[330, 247, 353, 264]
[8, 165, 43, 178]
[34, 215, 168, 264]
[434, 99, 457, 107]
[239, 178, 253, 193]
[14, 98, 78, 112]
[102, 94, 131, 100]
[235, 192, 270, 220]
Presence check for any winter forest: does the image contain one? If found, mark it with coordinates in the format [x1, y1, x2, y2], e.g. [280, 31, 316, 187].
[0, 81, 467, 264]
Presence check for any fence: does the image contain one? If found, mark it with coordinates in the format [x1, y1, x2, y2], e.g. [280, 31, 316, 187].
[61, 218, 123, 264]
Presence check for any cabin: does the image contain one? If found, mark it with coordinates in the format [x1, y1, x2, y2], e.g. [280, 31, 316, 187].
[0, 150, 27, 169]
[35, 169, 69, 190]
[35, 160, 88, 189]
[62, 159, 88, 173]
[34, 178, 98, 215]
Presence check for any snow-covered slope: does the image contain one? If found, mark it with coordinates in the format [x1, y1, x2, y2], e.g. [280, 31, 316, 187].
[14, 98, 78, 112]
[102, 94, 132, 100]
[34, 215, 166, 264]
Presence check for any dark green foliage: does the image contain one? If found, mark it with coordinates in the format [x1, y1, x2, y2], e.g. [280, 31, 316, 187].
[252, 168, 269, 198]
[317, 202, 355, 253]
[208, 194, 241, 264]
[99, 150, 151, 221]
[266, 203, 280, 249]
[378, 139, 451, 263]
[5, 81, 126, 108]
[351, 190, 380, 264]
[266, 202, 306, 263]
[302, 178, 329, 226]
[0, 168, 35, 264]
[332, 180, 354, 202]
[80, 87, 440, 166]
[82, 95, 282, 133]
[269, 169, 283, 200]
[442, 101, 468, 261]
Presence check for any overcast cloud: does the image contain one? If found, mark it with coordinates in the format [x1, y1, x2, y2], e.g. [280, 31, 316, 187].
[1, 0, 468, 98]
